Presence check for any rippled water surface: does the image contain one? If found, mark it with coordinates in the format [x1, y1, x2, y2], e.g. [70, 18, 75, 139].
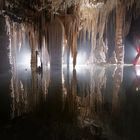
[0, 65, 140, 140]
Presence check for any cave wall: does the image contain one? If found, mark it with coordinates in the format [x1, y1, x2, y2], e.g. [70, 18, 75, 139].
[0, 16, 10, 72]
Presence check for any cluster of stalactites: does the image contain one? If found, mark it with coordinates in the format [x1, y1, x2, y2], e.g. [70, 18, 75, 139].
[78, 0, 116, 63]
[4, 0, 140, 66]
[3, 0, 117, 66]
[1, 0, 107, 18]
[5, 15, 49, 68]
[78, 0, 140, 63]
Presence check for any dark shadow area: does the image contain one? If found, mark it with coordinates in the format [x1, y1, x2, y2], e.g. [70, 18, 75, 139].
[0, 16, 11, 126]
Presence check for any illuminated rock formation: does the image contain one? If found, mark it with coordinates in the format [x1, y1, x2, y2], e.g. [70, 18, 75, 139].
[1, 0, 140, 68]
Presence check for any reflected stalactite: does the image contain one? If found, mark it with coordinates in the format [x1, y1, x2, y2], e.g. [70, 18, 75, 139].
[62, 69, 79, 122]
[63, 67, 105, 124]
[70, 69, 78, 116]
[10, 70, 31, 118]
[10, 67, 50, 118]
[77, 69, 91, 122]
[112, 66, 123, 116]
[65, 66, 107, 126]
[90, 66, 106, 116]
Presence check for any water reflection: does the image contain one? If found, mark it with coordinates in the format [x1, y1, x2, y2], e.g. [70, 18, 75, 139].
[2, 65, 140, 139]
[10, 66, 50, 118]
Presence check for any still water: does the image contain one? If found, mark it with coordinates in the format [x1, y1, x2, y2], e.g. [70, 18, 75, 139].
[0, 65, 140, 140]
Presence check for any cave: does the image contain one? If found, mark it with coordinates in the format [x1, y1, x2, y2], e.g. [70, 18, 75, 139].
[1, 0, 140, 140]
[1, 0, 139, 68]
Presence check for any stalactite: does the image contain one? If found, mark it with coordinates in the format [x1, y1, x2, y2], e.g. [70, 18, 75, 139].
[63, 12, 80, 68]
[95, 11, 107, 63]
[94, 0, 116, 63]
[115, 1, 125, 64]
[106, 9, 116, 63]
[4, 0, 140, 68]
[30, 29, 37, 70]
[47, 17, 64, 70]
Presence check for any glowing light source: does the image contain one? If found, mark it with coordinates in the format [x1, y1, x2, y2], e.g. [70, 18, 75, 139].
[37, 55, 41, 67]
[136, 87, 139, 91]
[18, 51, 31, 69]
[47, 62, 50, 68]
[77, 52, 87, 65]
[135, 66, 140, 76]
